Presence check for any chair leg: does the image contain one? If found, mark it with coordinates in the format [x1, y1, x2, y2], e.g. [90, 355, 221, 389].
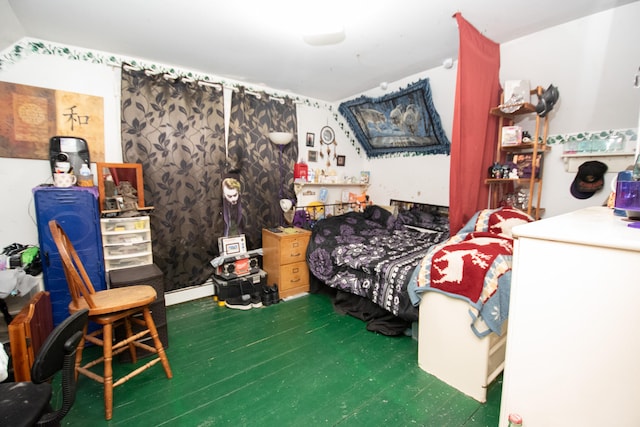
[142, 307, 172, 379]
[75, 323, 88, 381]
[124, 316, 138, 364]
[102, 323, 114, 421]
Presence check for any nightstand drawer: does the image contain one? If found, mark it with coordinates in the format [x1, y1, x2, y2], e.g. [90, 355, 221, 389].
[280, 261, 308, 287]
[279, 236, 308, 264]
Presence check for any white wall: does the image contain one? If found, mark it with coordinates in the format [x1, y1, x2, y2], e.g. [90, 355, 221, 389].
[0, 54, 121, 246]
[360, 2, 640, 216]
[499, 2, 640, 218]
[1, 2, 639, 251]
[348, 65, 457, 207]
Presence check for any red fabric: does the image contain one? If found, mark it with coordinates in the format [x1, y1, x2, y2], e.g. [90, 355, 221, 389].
[429, 231, 513, 303]
[449, 13, 501, 234]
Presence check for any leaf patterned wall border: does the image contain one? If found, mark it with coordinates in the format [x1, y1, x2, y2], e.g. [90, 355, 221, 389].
[0, 38, 364, 155]
[547, 128, 637, 146]
[4, 39, 637, 158]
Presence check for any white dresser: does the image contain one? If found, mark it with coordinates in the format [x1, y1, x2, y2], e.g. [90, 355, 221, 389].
[499, 207, 640, 427]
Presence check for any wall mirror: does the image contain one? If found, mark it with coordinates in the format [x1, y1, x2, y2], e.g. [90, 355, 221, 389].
[97, 162, 148, 213]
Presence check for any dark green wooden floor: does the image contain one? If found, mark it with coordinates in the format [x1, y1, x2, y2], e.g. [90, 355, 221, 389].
[58, 293, 502, 426]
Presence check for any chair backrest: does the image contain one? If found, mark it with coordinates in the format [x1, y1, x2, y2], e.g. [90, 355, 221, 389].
[31, 308, 88, 425]
[48, 220, 98, 309]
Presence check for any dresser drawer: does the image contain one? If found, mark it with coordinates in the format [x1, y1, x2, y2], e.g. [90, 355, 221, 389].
[103, 232, 148, 245]
[278, 261, 309, 298]
[279, 236, 309, 264]
[280, 261, 309, 287]
[105, 254, 153, 270]
[103, 241, 152, 257]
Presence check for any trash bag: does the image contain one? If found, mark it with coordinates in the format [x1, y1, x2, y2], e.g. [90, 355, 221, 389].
[1, 244, 42, 276]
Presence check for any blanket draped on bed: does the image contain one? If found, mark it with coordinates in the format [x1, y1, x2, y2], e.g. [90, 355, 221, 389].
[409, 231, 513, 337]
[307, 206, 448, 322]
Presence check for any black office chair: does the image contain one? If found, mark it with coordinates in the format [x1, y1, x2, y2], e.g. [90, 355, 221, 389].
[0, 308, 89, 427]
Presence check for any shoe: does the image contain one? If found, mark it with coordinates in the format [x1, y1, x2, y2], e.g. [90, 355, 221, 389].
[250, 290, 263, 308]
[535, 84, 559, 117]
[270, 284, 280, 305]
[225, 294, 252, 310]
[261, 285, 272, 306]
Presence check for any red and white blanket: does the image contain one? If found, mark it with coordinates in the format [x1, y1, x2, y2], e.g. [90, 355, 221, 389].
[413, 231, 514, 336]
[418, 231, 513, 304]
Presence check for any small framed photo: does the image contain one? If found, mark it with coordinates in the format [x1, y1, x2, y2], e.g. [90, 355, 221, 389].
[336, 155, 346, 167]
[308, 150, 318, 162]
[306, 132, 315, 147]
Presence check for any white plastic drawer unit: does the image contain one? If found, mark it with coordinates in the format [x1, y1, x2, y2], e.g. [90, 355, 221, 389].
[100, 216, 153, 270]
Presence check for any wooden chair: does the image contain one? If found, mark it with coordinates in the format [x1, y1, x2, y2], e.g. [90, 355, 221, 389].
[48, 220, 172, 420]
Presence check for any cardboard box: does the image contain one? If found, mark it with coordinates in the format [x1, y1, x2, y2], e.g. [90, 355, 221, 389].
[501, 126, 522, 146]
[504, 80, 530, 104]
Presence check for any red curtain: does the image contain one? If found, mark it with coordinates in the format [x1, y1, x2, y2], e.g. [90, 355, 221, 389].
[449, 13, 501, 234]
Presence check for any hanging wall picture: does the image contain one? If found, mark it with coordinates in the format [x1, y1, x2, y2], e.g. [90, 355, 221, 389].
[306, 132, 315, 147]
[0, 81, 105, 161]
[338, 78, 450, 158]
[319, 125, 337, 167]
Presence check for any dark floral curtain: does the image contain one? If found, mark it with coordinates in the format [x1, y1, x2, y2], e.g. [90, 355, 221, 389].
[120, 68, 226, 291]
[227, 89, 298, 249]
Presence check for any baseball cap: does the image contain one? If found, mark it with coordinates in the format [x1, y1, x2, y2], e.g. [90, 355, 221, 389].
[570, 160, 608, 199]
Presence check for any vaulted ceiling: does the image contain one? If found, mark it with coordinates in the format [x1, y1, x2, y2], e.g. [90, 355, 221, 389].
[1, 0, 637, 101]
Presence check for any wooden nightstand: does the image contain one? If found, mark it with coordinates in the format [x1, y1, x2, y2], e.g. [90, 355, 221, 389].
[262, 227, 311, 299]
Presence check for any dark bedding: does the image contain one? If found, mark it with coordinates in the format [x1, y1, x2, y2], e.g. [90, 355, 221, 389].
[306, 205, 449, 323]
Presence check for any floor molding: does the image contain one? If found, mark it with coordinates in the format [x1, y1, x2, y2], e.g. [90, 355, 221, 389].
[165, 282, 213, 306]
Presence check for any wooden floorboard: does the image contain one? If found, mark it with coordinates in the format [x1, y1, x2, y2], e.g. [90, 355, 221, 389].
[58, 292, 502, 426]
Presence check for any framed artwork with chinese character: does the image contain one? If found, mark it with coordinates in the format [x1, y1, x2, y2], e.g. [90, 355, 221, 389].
[0, 81, 104, 162]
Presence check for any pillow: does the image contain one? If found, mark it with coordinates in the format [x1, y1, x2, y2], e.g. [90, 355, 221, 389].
[363, 205, 396, 229]
[396, 208, 449, 232]
[459, 206, 534, 238]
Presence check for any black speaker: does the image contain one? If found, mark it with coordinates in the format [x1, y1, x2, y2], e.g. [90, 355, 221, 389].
[49, 136, 90, 176]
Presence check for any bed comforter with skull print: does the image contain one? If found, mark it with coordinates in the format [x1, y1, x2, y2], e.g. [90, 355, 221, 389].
[306, 205, 449, 322]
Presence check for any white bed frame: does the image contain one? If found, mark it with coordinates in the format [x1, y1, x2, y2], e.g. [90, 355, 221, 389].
[417, 292, 507, 402]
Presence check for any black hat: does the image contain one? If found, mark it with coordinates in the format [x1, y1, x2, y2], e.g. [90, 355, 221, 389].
[536, 84, 559, 117]
[570, 160, 608, 199]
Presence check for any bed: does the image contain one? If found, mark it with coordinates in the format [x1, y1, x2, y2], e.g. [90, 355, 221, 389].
[305, 201, 534, 401]
[306, 200, 450, 334]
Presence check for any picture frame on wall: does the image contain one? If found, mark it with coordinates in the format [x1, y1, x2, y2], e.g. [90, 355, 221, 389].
[306, 132, 315, 147]
[308, 150, 318, 162]
[336, 155, 345, 167]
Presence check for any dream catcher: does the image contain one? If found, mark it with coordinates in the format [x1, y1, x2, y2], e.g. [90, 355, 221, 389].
[319, 125, 338, 167]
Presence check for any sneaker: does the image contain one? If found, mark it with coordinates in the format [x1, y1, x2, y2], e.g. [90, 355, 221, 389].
[250, 292, 263, 308]
[225, 294, 252, 310]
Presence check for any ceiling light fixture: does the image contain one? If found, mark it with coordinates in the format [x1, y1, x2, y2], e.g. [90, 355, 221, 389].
[303, 28, 345, 46]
